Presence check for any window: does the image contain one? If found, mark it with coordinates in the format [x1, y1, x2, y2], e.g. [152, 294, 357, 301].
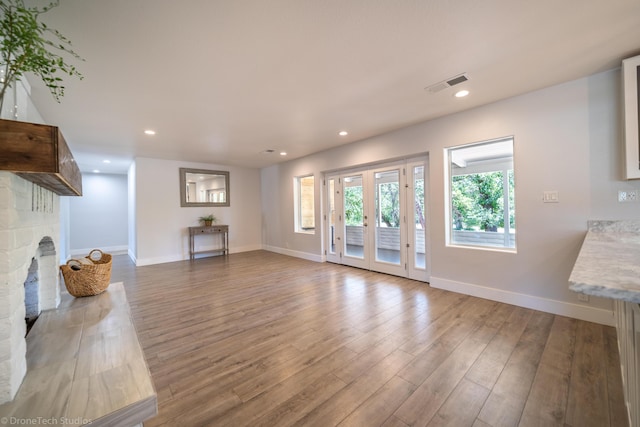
[446, 137, 515, 249]
[295, 175, 315, 233]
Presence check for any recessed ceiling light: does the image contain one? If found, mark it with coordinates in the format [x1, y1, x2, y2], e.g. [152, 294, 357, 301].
[144, 129, 156, 135]
[454, 90, 470, 98]
[338, 131, 348, 136]
[103, 159, 111, 164]
[280, 151, 287, 156]
[93, 169, 100, 173]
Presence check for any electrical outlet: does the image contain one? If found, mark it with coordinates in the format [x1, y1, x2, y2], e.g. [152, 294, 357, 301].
[577, 294, 589, 302]
[618, 190, 638, 202]
[619, 190, 627, 202]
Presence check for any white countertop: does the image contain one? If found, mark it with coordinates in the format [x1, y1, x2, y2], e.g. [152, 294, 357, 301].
[569, 220, 640, 303]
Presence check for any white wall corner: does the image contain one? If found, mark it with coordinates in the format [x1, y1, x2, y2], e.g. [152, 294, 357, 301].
[430, 276, 615, 326]
[127, 249, 137, 265]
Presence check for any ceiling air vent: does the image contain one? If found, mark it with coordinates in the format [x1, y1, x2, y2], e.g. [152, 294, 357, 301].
[425, 73, 469, 93]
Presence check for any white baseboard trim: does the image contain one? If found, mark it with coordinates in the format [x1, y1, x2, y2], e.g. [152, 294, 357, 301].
[229, 244, 263, 254]
[70, 245, 129, 257]
[262, 245, 325, 263]
[135, 245, 265, 266]
[430, 276, 614, 326]
[135, 254, 184, 266]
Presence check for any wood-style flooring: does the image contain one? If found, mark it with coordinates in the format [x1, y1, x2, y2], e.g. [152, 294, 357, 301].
[110, 250, 628, 427]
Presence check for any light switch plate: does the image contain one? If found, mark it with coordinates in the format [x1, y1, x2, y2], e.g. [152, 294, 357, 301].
[543, 191, 559, 203]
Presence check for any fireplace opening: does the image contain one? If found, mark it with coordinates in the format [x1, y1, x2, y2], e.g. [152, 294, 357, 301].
[24, 257, 40, 336]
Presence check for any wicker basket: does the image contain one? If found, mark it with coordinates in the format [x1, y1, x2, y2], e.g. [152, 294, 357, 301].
[60, 249, 112, 297]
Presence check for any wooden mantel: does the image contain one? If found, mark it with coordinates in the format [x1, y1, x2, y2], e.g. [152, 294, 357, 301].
[0, 119, 82, 196]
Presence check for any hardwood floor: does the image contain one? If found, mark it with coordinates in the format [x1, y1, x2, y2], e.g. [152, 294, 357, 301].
[110, 250, 628, 426]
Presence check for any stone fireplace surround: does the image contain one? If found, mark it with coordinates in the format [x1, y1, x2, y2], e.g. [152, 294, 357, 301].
[0, 171, 61, 404]
[0, 172, 157, 424]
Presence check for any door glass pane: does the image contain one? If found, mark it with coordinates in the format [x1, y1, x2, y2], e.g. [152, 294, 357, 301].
[374, 170, 400, 265]
[413, 166, 426, 269]
[344, 175, 364, 259]
[328, 178, 336, 255]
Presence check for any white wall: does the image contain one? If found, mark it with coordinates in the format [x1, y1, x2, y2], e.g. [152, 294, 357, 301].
[261, 69, 640, 325]
[59, 197, 70, 261]
[68, 173, 129, 255]
[128, 162, 137, 261]
[133, 157, 262, 266]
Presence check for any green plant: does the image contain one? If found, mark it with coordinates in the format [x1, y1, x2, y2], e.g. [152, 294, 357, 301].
[452, 171, 505, 232]
[199, 214, 217, 224]
[0, 0, 83, 112]
[344, 185, 363, 226]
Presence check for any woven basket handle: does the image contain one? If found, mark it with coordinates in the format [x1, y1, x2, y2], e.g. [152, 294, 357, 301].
[88, 249, 104, 261]
[66, 259, 83, 271]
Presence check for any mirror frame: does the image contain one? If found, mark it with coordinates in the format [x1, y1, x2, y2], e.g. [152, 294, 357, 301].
[179, 167, 230, 207]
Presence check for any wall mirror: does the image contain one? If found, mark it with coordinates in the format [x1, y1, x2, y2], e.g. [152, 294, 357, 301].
[180, 168, 230, 207]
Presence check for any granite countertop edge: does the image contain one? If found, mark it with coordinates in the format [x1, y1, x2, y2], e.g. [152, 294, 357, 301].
[569, 220, 640, 303]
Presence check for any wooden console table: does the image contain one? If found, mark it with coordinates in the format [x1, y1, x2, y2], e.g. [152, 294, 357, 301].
[189, 225, 229, 260]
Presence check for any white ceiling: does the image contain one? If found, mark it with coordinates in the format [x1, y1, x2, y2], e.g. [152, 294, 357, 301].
[28, 0, 640, 174]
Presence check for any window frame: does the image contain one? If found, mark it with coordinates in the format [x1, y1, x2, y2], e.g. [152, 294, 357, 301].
[444, 137, 516, 252]
[294, 174, 316, 234]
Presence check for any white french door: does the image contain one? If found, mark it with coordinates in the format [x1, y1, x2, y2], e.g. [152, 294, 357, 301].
[325, 157, 429, 281]
[338, 171, 370, 270]
[406, 159, 430, 281]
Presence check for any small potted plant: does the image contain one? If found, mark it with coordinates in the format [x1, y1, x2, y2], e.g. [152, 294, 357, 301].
[199, 214, 216, 227]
